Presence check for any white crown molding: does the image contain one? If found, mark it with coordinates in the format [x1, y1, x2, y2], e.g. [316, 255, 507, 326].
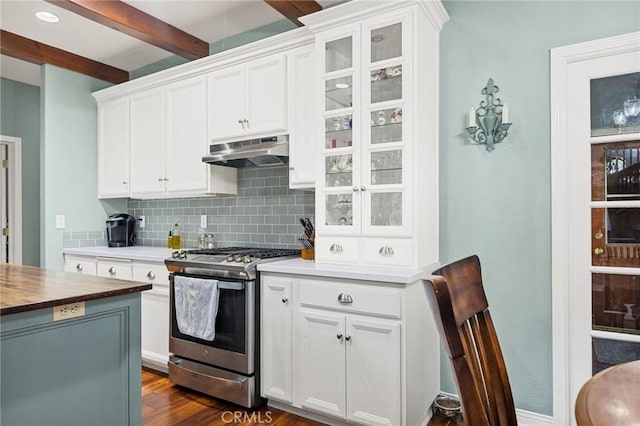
[93, 27, 313, 102]
[300, 0, 448, 33]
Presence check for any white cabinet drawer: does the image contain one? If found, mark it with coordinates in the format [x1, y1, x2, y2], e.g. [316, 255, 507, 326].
[64, 255, 97, 275]
[132, 262, 169, 286]
[362, 239, 413, 267]
[299, 280, 401, 319]
[315, 238, 359, 264]
[97, 258, 133, 280]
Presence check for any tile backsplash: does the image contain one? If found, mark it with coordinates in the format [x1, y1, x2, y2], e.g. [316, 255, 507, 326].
[64, 166, 315, 250]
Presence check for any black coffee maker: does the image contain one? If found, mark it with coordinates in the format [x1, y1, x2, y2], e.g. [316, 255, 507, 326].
[106, 214, 137, 247]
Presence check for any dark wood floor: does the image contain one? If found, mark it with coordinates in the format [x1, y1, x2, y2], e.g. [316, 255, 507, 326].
[141, 368, 459, 425]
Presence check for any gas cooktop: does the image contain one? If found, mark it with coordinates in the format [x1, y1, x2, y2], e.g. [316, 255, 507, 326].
[165, 246, 301, 280]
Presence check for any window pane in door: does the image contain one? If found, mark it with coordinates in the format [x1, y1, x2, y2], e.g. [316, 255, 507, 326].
[371, 150, 402, 185]
[325, 193, 353, 226]
[590, 72, 640, 137]
[592, 273, 640, 334]
[592, 142, 640, 201]
[325, 37, 352, 73]
[371, 192, 402, 226]
[591, 208, 640, 267]
[592, 337, 640, 375]
[370, 23, 402, 62]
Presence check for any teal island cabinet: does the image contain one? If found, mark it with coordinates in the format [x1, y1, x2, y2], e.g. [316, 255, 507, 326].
[0, 264, 151, 426]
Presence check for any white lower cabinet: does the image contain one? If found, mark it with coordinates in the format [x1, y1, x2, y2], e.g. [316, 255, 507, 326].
[63, 253, 169, 372]
[260, 272, 438, 426]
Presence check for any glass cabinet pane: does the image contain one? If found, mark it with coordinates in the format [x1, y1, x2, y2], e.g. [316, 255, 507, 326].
[370, 23, 402, 62]
[326, 76, 353, 111]
[325, 154, 353, 187]
[325, 114, 353, 149]
[325, 193, 353, 226]
[371, 150, 402, 185]
[591, 72, 640, 137]
[371, 107, 402, 144]
[326, 37, 353, 73]
[371, 192, 402, 226]
[371, 65, 402, 103]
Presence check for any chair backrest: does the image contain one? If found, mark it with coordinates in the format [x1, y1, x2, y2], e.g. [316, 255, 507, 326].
[425, 255, 517, 426]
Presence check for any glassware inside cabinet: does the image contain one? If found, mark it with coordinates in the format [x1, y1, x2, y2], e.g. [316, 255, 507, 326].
[325, 114, 353, 149]
[371, 107, 402, 144]
[370, 23, 402, 62]
[325, 154, 353, 187]
[371, 192, 402, 226]
[326, 37, 353, 73]
[326, 76, 353, 111]
[371, 150, 402, 185]
[325, 193, 353, 226]
[371, 65, 402, 103]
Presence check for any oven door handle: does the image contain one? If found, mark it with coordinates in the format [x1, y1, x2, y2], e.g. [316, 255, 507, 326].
[218, 281, 245, 291]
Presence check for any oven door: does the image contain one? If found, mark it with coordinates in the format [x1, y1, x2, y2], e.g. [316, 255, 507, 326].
[169, 272, 255, 375]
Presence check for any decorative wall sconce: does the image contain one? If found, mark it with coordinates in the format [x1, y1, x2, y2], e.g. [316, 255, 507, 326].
[466, 78, 512, 152]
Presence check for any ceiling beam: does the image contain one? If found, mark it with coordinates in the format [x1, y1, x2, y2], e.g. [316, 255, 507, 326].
[0, 30, 129, 84]
[45, 0, 209, 60]
[264, 0, 322, 27]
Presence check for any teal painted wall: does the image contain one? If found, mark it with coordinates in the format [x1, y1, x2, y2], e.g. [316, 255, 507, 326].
[40, 65, 127, 269]
[0, 78, 41, 266]
[439, 1, 640, 416]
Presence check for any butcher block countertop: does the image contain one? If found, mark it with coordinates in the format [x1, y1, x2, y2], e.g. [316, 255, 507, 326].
[0, 263, 151, 316]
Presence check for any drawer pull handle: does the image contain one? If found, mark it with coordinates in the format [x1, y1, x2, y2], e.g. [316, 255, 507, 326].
[281, 297, 288, 304]
[146, 271, 156, 280]
[108, 266, 116, 275]
[330, 243, 343, 254]
[337, 333, 343, 340]
[76, 263, 83, 271]
[345, 335, 352, 341]
[338, 292, 353, 304]
[378, 246, 395, 256]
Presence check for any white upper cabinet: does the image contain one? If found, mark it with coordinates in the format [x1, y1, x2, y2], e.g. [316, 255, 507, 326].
[287, 45, 316, 189]
[302, 1, 448, 268]
[97, 97, 130, 198]
[208, 54, 287, 143]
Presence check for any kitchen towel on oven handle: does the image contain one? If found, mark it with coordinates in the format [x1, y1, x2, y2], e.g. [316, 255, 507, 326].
[174, 275, 219, 341]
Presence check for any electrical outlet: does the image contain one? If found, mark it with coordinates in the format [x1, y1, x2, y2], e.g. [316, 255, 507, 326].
[139, 216, 145, 228]
[52, 302, 85, 321]
[55, 215, 65, 229]
[200, 215, 207, 228]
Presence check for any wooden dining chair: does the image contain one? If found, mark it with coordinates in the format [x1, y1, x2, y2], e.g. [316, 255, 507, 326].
[424, 255, 518, 426]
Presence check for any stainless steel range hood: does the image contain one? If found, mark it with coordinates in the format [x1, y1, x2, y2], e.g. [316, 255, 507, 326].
[202, 135, 289, 168]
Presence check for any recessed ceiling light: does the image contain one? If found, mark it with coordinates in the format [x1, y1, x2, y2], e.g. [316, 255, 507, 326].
[336, 83, 350, 89]
[35, 11, 60, 23]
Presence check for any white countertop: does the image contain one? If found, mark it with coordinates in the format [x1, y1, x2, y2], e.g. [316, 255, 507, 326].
[257, 258, 435, 284]
[62, 246, 174, 263]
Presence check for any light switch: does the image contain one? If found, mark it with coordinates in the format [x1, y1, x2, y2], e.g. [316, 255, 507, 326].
[140, 216, 146, 228]
[55, 215, 65, 229]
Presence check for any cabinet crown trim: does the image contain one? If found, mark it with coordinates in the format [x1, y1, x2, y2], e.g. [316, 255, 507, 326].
[93, 27, 313, 102]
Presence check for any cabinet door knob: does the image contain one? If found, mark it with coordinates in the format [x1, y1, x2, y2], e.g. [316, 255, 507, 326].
[76, 263, 83, 271]
[330, 243, 343, 254]
[337, 333, 343, 340]
[108, 266, 116, 275]
[361, 185, 366, 191]
[281, 297, 288, 304]
[238, 119, 244, 124]
[289, 167, 294, 171]
[345, 335, 352, 341]
[353, 186, 359, 192]
[594, 247, 604, 255]
[122, 181, 128, 185]
[338, 292, 353, 304]
[243, 118, 250, 128]
[164, 177, 169, 182]
[157, 178, 163, 182]
[146, 271, 156, 280]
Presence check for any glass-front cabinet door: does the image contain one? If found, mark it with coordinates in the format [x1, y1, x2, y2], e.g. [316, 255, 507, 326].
[362, 19, 409, 235]
[318, 17, 410, 236]
[320, 29, 361, 234]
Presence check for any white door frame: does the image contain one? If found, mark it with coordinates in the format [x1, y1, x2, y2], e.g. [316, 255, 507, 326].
[551, 32, 640, 426]
[0, 135, 22, 265]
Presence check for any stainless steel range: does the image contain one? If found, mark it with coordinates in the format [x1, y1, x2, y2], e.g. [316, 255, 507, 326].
[164, 247, 299, 409]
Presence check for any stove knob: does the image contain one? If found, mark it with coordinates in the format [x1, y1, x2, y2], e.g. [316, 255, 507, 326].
[226, 254, 235, 262]
[242, 255, 253, 263]
[233, 254, 243, 263]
